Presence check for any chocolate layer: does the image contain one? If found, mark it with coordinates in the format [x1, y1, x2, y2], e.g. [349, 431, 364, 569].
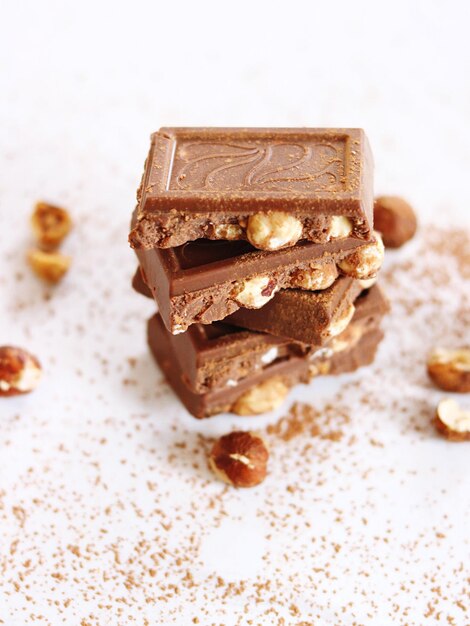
[133, 235, 377, 334]
[129, 127, 374, 249]
[163, 323, 304, 394]
[148, 313, 384, 419]
[144, 283, 388, 393]
[226, 277, 384, 345]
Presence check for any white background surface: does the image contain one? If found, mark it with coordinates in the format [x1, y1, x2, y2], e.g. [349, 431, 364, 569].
[0, 1, 469, 624]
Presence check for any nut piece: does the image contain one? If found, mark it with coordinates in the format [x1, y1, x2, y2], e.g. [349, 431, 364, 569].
[338, 233, 384, 280]
[327, 216, 353, 240]
[427, 348, 470, 393]
[326, 304, 356, 338]
[434, 398, 470, 441]
[233, 275, 278, 308]
[209, 431, 269, 487]
[289, 261, 339, 291]
[0, 346, 42, 396]
[309, 361, 331, 377]
[329, 320, 364, 353]
[260, 346, 279, 365]
[232, 377, 289, 416]
[31, 202, 72, 250]
[358, 276, 378, 289]
[246, 212, 303, 251]
[213, 223, 243, 240]
[27, 249, 71, 284]
[374, 196, 417, 248]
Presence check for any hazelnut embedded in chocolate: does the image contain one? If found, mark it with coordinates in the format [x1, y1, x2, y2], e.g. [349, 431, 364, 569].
[338, 233, 384, 280]
[233, 275, 279, 309]
[231, 376, 289, 415]
[246, 212, 303, 251]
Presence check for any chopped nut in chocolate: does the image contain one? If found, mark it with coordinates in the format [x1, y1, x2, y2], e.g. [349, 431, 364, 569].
[231, 377, 289, 416]
[338, 233, 384, 280]
[246, 211, 303, 251]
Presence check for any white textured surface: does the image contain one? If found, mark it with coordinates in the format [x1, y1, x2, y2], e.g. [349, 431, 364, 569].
[0, 1, 469, 624]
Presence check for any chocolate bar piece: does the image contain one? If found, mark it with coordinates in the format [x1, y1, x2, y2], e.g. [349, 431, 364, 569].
[133, 234, 379, 334]
[143, 283, 387, 394]
[307, 284, 388, 371]
[129, 128, 374, 251]
[226, 276, 377, 345]
[159, 322, 304, 394]
[148, 312, 384, 419]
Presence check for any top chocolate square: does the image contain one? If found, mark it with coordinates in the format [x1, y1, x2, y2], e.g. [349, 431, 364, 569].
[129, 127, 374, 250]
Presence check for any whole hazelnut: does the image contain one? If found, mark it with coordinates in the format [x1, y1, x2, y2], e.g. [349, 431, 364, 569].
[209, 431, 269, 487]
[0, 346, 42, 396]
[374, 196, 417, 248]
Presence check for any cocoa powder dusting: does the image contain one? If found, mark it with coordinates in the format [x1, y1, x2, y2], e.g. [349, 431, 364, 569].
[0, 225, 469, 624]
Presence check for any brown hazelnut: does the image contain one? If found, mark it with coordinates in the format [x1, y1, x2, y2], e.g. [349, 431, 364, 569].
[27, 249, 71, 284]
[427, 348, 470, 393]
[209, 431, 269, 487]
[31, 201, 72, 250]
[434, 398, 470, 442]
[373, 196, 417, 248]
[0, 346, 42, 396]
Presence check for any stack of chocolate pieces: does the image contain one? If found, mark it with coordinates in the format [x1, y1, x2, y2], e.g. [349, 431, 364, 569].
[129, 128, 388, 418]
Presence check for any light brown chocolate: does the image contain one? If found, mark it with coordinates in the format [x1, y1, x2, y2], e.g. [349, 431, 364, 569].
[129, 128, 374, 250]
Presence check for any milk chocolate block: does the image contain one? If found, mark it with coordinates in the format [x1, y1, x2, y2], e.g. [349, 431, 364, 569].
[226, 276, 375, 345]
[133, 234, 381, 334]
[307, 284, 389, 373]
[129, 127, 374, 251]
[148, 313, 384, 419]
[158, 322, 304, 394]
[143, 283, 387, 394]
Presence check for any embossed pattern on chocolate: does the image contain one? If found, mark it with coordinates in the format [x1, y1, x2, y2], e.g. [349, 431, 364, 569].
[129, 127, 374, 250]
[168, 137, 346, 193]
